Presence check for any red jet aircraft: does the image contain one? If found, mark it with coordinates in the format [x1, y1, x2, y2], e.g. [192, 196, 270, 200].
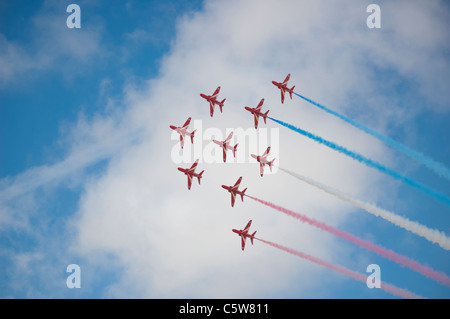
[169, 117, 196, 149]
[272, 74, 295, 104]
[177, 159, 204, 190]
[212, 131, 238, 162]
[244, 98, 269, 129]
[200, 86, 226, 117]
[251, 146, 275, 177]
[232, 220, 257, 251]
[221, 176, 247, 207]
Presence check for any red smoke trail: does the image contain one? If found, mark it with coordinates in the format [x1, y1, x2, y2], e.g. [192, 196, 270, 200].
[255, 237, 424, 299]
[247, 195, 450, 286]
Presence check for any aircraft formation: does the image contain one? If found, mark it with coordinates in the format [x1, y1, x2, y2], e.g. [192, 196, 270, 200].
[170, 74, 292, 250]
[169, 73, 450, 298]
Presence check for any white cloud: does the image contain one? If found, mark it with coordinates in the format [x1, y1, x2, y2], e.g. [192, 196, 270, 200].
[2, 0, 449, 298]
[71, 0, 401, 298]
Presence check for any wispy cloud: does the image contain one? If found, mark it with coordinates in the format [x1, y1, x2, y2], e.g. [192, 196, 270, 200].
[1, 0, 449, 298]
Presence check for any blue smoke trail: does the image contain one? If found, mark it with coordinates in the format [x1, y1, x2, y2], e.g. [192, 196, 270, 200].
[269, 116, 450, 206]
[293, 92, 450, 181]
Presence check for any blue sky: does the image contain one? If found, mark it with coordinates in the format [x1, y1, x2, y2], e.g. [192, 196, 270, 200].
[1, 0, 449, 299]
[0, 0, 201, 176]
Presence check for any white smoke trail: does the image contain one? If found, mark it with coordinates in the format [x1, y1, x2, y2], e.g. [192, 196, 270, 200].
[279, 167, 450, 251]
